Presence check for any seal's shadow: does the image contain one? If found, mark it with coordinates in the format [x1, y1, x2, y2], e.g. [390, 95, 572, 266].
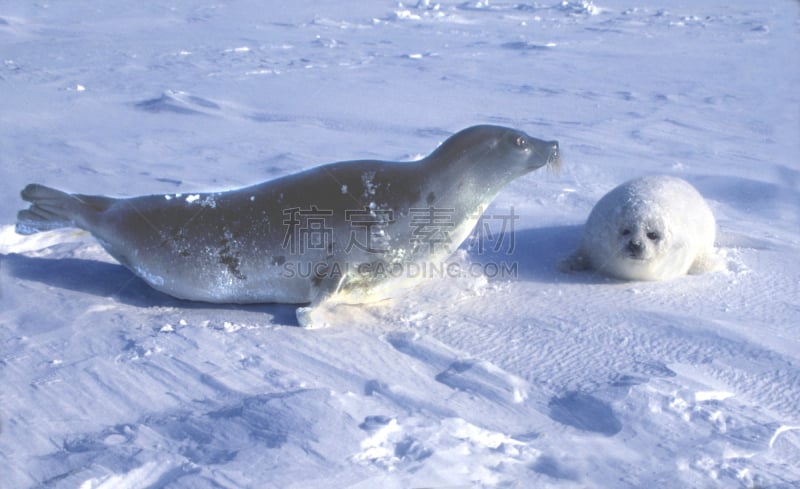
[467, 224, 610, 284]
[3, 224, 600, 322]
[0, 253, 300, 325]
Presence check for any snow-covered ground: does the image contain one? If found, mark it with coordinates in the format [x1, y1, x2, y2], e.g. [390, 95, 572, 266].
[1, 1, 799, 487]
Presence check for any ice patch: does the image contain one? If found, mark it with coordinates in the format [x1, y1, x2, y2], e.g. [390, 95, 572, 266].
[695, 390, 734, 402]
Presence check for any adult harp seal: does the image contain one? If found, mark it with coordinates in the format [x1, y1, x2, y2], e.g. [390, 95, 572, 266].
[17, 125, 560, 327]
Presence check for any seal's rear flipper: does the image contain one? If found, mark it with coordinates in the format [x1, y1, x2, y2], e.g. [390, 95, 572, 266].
[16, 184, 112, 235]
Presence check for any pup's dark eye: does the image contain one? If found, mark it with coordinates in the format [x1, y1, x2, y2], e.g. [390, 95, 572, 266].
[515, 136, 528, 148]
[647, 231, 660, 240]
[621, 229, 631, 236]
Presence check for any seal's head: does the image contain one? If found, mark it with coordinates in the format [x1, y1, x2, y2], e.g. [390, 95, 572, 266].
[426, 125, 560, 182]
[602, 205, 673, 278]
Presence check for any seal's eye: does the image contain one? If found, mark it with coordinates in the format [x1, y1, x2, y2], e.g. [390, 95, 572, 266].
[514, 136, 528, 148]
[647, 231, 661, 241]
[621, 229, 631, 236]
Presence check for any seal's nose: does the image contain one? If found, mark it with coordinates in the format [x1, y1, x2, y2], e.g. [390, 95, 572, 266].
[527, 137, 561, 171]
[627, 239, 644, 256]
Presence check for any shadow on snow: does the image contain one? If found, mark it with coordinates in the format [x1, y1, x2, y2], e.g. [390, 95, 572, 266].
[0, 253, 300, 325]
[466, 224, 615, 285]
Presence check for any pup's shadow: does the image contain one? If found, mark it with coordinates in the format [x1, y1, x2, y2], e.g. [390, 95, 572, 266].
[467, 224, 611, 284]
[0, 253, 300, 325]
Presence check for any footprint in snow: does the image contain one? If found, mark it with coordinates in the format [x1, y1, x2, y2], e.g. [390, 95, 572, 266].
[35, 424, 143, 485]
[354, 415, 433, 469]
[547, 390, 623, 436]
[435, 359, 528, 403]
[134, 90, 221, 116]
[352, 414, 536, 482]
[384, 331, 529, 404]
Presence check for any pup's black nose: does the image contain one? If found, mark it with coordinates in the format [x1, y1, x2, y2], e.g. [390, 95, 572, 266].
[627, 240, 644, 255]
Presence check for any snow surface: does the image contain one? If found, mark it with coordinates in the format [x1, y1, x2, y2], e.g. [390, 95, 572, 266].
[1, 0, 799, 487]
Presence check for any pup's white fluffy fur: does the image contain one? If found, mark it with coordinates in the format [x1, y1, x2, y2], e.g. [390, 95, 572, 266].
[563, 175, 718, 281]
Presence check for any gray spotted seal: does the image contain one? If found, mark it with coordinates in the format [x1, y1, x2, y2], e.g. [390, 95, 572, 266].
[16, 125, 559, 327]
[562, 175, 717, 281]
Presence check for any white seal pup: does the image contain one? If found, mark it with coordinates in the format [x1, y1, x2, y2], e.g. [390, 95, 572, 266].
[562, 175, 717, 281]
[16, 125, 560, 327]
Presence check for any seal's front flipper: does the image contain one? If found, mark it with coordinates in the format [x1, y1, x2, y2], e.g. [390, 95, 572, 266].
[559, 250, 591, 273]
[16, 184, 113, 235]
[295, 272, 347, 329]
[296, 305, 330, 329]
